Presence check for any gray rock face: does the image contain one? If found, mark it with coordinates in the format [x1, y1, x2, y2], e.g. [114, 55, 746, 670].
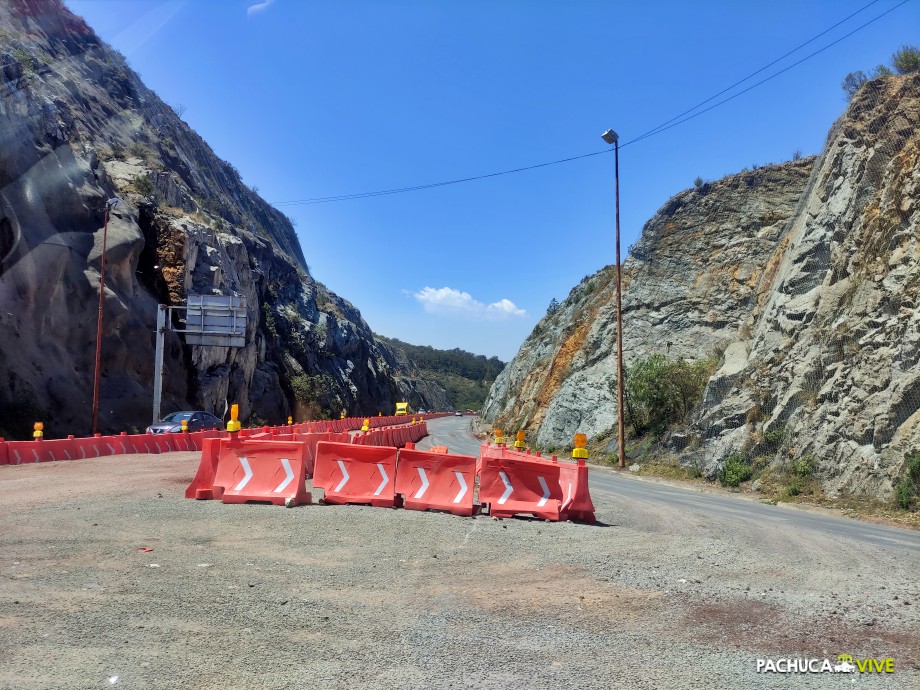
[484, 72, 920, 498]
[484, 159, 814, 449]
[0, 1, 403, 435]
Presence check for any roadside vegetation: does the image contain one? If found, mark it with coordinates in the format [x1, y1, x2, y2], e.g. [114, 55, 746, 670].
[842, 43, 920, 98]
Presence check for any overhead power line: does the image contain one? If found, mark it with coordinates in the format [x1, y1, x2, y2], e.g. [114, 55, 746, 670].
[272, 0, 905, 208]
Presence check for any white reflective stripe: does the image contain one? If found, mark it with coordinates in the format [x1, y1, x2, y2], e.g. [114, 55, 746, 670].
[63, 450, 71, 460]
[233, 456, 253, 490]
[48, 451, 55, 462]
[562, 482, 574, 509]
[32, 449, 40, 462]
[12, 450, 21, 463]
[334, 460, 350, 492]
[106, 444, 115, 454]
[537, 476, 551, 507]
[453, 472, 468, 503]
[413, 467, 429, 498]
[273, 458, 295, 492]
[374, 463, 389, 496]
[498, 471, 513, 504]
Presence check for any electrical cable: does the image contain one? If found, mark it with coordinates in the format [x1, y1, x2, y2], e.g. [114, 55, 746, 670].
[272, 0, 907, 207]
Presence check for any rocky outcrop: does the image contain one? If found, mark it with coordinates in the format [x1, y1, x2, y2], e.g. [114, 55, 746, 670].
[687, 73, 920, 498]
[484, 72, 920, 498]
[484, 158, 815, 448]
[0, 0, 402, 435]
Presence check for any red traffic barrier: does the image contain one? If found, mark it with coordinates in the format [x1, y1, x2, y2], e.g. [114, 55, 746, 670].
[185, 437, 222, 500]
[558, 459, 596, 523]
[313, 441, 399, 507]
[210, 439, 311, 507]
[478, 455, 563, 521]
[395, 447, 476, 517]
[0, 440, 7, 465]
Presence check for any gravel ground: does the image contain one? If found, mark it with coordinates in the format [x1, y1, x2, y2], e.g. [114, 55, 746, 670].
[0, 439, 917, 689]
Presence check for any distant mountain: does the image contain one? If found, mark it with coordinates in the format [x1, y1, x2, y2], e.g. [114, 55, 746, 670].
[376, 336, 505, 411]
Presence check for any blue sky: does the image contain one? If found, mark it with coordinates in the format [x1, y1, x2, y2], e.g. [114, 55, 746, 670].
[65, 0, 918, 361]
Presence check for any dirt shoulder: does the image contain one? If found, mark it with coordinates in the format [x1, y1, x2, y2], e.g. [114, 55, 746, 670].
[1, 453, 918, 689]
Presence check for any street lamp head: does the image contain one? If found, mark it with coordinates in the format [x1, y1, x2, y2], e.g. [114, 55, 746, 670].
[601, 129, 619, 145]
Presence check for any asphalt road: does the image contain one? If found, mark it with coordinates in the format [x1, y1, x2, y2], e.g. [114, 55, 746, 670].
[420, 415, 919, 554]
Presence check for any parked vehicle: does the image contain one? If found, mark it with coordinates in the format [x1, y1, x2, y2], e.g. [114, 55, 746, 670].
[146, 411, 222, 434]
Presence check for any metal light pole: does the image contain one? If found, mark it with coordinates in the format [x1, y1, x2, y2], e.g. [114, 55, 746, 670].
[91, 198, 120, 436]
[601, 129, 626, 470]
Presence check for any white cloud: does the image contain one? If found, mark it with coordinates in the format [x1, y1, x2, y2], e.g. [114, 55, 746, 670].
[486, 298, 527, 319]
[247, 0, 275, 16]
[413, 287, 527, 321]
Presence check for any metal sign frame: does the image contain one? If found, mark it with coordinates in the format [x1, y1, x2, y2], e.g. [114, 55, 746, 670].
[152, 295, 248, 425]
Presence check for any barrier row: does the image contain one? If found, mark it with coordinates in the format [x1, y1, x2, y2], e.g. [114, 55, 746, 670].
[187, 435, 595, 523]
[351, 423, 429, 448]
[0, 430, 223, 465]
[0, 414, 442, 466]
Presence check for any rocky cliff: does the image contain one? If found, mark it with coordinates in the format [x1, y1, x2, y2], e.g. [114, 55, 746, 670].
[0, 0, 401, 436]
[484, 72, 920, 498]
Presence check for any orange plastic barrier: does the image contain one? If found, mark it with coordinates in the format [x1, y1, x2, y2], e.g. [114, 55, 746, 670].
[296, 431, 350, 476]
[478, 455, 563, 521]
[313, 441, 398, 507]
[558, 459, 596, 523]
[210, 439, 311, 507]
[185, 437, 222, 499]
[395, 447, 476, 517]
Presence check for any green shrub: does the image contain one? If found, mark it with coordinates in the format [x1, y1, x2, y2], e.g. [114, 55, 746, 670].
[693, 177, 703, 188]
[763, 423, 786, 451]
[894, 479, 914, 510]
[719, 452, 752, 488]
[133, 174, 154, 196]
[892, 44, 920, 75]
[905, 451, 920, 484]
[792, 454, 814, 478]
[624, 354, 715, 436]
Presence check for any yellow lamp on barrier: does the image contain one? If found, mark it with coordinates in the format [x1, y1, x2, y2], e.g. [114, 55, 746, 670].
[378, 411, 382, 416]
[514, 430, 526, 449]
[227, 404, 241, 433]
[288, 416, 293, 426]
[573, 432, 589, 459]
[181, 418, 188, 432]
[361, 418, 370, 432]
[33, 422, 44, 439]
[493, 428, 505, 445]
[340, 410, 345, 419]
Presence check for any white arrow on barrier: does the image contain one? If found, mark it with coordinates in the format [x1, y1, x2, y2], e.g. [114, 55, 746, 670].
[413, 467, 429, 499]
[453, 471, 468, 503]
[32, 449, 40, 462]
[498, 471, 513, 505]
[106, 443, 115, 455]
[562, 482, 574, 510]
[334, 460, 350, 492]
[233, 456, 253, 491]
[374, 463, 389, 496]
[274, 458, 295, 493]
[537, 476, 551, 507]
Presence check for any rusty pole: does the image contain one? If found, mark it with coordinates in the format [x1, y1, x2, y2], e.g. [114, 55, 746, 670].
[614, 138, 626, 470]
[92, 198, 118, 436]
